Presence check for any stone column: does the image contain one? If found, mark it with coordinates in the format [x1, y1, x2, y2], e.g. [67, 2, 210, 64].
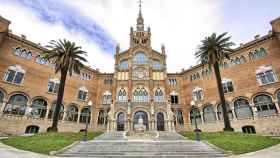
[0, 100, 7, 115]
[45, 108, 50, 122]
[77, 109, 81, 123]
[62, 111, 67, 122]
[231, 106, 238, 121]
[274, 101, 280, 114]
[200, 111, 204, 124]
[112, 120, 116, 131]
[214, 109, 219, 123]
[107, 120, 111, 132]
[250, 104, 258, 119]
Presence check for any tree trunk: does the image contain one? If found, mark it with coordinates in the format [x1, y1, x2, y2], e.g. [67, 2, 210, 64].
[213, 62, 234, 132]
[49, 69, 68, 132]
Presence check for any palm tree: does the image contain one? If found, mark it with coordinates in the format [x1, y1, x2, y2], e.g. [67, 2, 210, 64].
[195, 32, 235, 131]
[43, 39, 88, 132]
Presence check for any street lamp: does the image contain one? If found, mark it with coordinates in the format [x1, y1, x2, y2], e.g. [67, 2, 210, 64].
[83, 100, 92, 142]
[190, 100, 200, 141]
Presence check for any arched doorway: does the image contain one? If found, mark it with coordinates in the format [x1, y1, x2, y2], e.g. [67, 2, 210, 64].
[133, 111, 149, 130]
[157, 112, 165, 131]
[117, 112, 125, 131]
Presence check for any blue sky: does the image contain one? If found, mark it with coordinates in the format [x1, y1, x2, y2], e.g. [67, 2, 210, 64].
[0, 0, 279, 72]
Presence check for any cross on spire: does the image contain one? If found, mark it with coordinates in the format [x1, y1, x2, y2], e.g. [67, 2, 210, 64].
[138, 0, 143, 13]
[138, 0, 143, 11]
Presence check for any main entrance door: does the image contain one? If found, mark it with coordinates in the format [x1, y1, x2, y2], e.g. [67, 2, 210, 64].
[117, 112, 125, 131]
[157, 112, 165, 131]
[133, 111, 149, 130]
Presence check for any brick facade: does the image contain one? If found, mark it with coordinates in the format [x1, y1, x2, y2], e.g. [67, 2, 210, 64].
[0, 13, 280, 135]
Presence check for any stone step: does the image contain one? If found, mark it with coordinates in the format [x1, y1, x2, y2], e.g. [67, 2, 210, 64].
[56, 132, 228, 158]
[58, 155, 227, 158]
[58, 152, 228, 157]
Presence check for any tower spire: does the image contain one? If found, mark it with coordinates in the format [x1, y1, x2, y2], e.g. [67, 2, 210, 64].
[137, 0, 144, 31]
[138, 0, 142, 15]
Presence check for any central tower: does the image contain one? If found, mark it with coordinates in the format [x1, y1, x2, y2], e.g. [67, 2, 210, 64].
[130, 0, 151, 48]
[107, 0, 174, 132]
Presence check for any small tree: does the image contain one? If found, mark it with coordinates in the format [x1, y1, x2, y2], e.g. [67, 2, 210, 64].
[195, 32, 235, 131]
[43, 39, 88, 132]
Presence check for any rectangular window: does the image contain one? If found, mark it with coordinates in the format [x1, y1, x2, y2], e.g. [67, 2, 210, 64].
[78, 90, 88, 101]
[171, 95, 179, 104]
[48, 81, 60, 93]
[4, 70, 24, 84]
[14, 72, 24, 84]
[5, 70, 16, 83]
[223, 82, 234, 93]
[257, 70, 276, 85]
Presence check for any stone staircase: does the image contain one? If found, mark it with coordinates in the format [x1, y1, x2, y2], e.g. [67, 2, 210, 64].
[57, 132, 228, 158]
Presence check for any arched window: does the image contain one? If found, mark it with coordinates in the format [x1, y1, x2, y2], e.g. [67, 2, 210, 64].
[223, 62, 229, 68]
[234, 98, 253, 119]
[157, 112, 165, 131]
[133, 88, 149, 102]
[4, 94, 28, 115]
[117, 88, 127, 102]
[117, 112, 125, 131]
[154, 88, 164, 103]
[66, 105, 78, 122]
[192, 87, 203, 101]
[4, 65, 25, 84]
[0, 91, 4, 105]
[102, 91, 112, 105]
[13, 47, 21, 56]
[119, 59, 129, 70]
[78, 87, 88, 101]
[277, 90, 280, 105]
[25, 125, 39, 134]
[190, 107, 202, 125]
[203, 105, 216, 123]
[235, 57, 241, 65]
[98, 110, 107, 126]
[259, 47, 267, 57]
[133, 52, 147, 65]
[240, 56, 246, 64]
[31, 98, 47, 118]
[254, 94, 277, 116]
[170, 91, 179, 104]
[13, 47, 32, 60]
[222, 78, 234, 93]
[230, 59, 235, 66]
[249, 48, 267, 60]
[217, 103, 233, 120]
[152, 59, 161, 70]
[80, 106, 91, 123]
[48, 103, 64, 120]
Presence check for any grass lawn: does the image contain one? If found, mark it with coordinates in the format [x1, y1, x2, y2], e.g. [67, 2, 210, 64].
[1, 132, 103, 154]
[181, 132, 280, 154]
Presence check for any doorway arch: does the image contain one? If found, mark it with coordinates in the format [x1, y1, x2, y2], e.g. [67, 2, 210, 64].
[116, 112, 125, 131]
[157, 112, 165, 131]
[133, 111, 149, 130]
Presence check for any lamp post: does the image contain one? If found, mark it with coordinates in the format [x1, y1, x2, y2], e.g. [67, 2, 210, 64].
[83, 100, 92, 142]
[190, 100, 200, 141]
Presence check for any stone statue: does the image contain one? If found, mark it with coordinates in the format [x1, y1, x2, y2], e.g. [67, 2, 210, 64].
[108, 103, 115, 121]
[167, 103, 174, 121]
[134, 115, 146, 132]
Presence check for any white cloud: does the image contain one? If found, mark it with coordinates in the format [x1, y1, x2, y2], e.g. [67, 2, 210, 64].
[64, 0, 223, 72]
[0, 0, 223, 72]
